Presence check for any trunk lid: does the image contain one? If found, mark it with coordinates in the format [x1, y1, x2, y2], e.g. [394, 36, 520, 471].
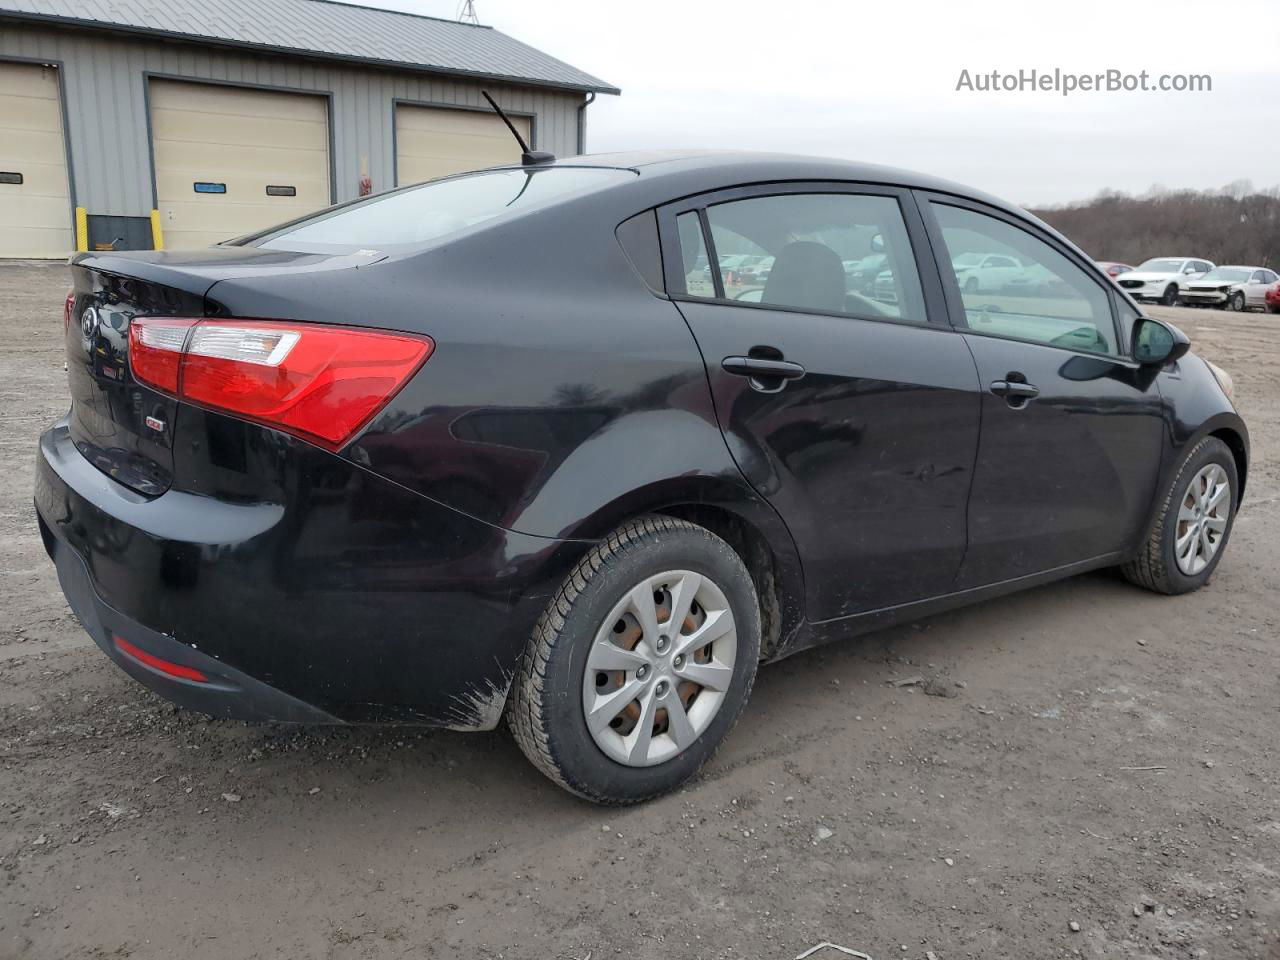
[66, 247, 381, 496]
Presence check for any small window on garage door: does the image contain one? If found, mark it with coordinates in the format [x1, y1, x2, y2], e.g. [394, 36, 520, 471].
[931, 202, 1118, 355]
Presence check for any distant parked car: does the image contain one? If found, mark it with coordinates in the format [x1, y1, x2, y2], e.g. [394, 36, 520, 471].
[1180, 266, 1280, 311]
[952, 252, 1022, 292]
[1096, 261, 1134, 277]
[1116, 257, 1214, 305]
[844, 253, 887, 293]
[1267, 281, 1280, 314]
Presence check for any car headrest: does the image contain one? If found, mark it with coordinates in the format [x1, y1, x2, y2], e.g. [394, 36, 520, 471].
[763, 241, 845, 313]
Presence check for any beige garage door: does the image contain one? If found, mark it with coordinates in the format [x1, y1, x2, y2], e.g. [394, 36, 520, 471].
[150, 80, 329, 249]
[0, 62, 72, 259]
[396, 104, 531, 186]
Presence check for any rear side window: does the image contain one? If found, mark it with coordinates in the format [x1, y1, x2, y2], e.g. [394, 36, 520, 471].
[931, 203, 1117, 356]
[250, 167, 635, 253]
[688, 193, 925, 323]
[676, 212, 714, 297]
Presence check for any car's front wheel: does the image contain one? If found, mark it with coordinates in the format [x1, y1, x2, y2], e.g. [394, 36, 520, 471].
[1229, 291, 1246, 312]
[1162, 284, 1180, 306]
[1123, 436, 1238, 595]
[508, 516, 761, 804]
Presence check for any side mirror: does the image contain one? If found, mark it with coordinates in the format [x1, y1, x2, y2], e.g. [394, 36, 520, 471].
[1132, 317, 1190, 366]
[1183, 267, 1197, 275]
[870, 234, 885, 253]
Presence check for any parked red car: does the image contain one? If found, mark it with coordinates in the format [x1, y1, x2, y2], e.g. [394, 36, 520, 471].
[1267, 281, 1280, 314]
[1097, 261, 1134, 278]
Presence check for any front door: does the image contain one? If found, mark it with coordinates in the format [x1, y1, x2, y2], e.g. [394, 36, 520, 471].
[921, 196, 1166, 588]
[660, 186, 981, 621]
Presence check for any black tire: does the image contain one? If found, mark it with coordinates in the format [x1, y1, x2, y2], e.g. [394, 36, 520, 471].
[1268, 305, 1280, 315]
[964, 276, 978, 293]
[1162, 284, 1179, 306]
[507, 516, 761, 804]
[1229, 291, 1246, 312]
[1123, 436, 1238, 595]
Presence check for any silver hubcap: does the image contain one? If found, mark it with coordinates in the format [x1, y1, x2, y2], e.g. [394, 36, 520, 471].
[581, 570, 737, 768]
[1175, 463, 1231, 576]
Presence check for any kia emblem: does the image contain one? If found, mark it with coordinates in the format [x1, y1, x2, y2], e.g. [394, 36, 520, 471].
[80, 306, 100, 341]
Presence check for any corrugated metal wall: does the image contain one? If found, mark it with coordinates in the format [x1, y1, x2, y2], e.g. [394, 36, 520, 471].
[0, 22, 586, 220]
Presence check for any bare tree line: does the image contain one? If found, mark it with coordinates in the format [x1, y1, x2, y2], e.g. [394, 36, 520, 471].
[1030, 181, 1280, 269]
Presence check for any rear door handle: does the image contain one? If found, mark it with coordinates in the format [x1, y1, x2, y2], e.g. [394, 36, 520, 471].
[722, 357, 806, 380]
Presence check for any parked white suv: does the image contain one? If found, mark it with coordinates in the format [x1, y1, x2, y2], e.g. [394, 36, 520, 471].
[1115, 257, 1214, 305]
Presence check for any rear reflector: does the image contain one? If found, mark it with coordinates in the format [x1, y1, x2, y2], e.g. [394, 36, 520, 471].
[128, 318, 432, 449]
[113, 635, 209, 683]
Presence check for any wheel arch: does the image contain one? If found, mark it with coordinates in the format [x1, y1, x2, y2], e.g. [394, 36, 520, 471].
[558, 476, 809, 661]
[1210, 424, 1249, 500]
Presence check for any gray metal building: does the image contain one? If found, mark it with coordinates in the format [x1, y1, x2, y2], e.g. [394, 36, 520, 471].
[0, 0, 617, 256]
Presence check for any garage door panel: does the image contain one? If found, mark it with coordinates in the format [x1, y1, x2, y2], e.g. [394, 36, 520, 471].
[395, 104, 529, 186]
[0, 225, 72, 259]
[151, 79, 330, 249]
[154, 139, 329, 183]
[1, 63, 62, 99]
[0, 95, 65, 133]
[150, 82, 327, 123]
[0, 62, 72, 259]
[154, 170, 330, 208]
[149, 107, 327, 152]
[0, 161, 70, 198]
[161, 201, 316, 235]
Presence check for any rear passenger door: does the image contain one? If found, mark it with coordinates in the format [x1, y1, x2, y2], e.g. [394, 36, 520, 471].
[658, 185, 981, 622]
[919, 195, 1166, 588]
[1249, 270, 1277, 307]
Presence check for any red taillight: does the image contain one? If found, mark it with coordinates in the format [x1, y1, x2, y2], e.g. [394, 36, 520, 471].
[113, 635, 209, 683]
[128, 318, 196, 393]
[63, 290, 75, 330]
[128, 318, 433, 449]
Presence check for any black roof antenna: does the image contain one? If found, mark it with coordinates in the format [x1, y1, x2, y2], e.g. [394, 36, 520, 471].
[482, 91, 555, 166]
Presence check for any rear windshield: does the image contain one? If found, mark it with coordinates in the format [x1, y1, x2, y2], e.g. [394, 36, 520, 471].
[248, 167, 635, 254]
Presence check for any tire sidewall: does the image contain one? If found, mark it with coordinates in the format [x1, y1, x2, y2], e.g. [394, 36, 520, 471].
[1159, 438, 1239, 592]
[540, 525, 760, 801]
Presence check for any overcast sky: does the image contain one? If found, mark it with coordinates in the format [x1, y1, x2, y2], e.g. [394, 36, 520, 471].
[358, 0, 1278, 207]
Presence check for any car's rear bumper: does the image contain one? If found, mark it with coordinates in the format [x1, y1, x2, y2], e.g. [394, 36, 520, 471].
[35, 416, 587, 727]
[42, 523, 340, 722]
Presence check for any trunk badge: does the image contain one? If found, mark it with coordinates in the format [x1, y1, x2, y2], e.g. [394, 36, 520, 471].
[145, 415, 166, 433]
[80, 307, 100, 340]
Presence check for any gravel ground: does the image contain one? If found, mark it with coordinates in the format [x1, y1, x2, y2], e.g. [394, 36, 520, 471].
[1, 259, 1277, 960]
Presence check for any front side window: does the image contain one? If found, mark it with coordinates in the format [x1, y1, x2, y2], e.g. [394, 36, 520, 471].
[684, 192, 927, 323]
[249, 167, 635, 253]
[932, 203, 1117, 356]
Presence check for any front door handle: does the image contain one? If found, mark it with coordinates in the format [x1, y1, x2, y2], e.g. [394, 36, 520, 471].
[722, 356, 806, 381]
[990, 377, 1040, 406]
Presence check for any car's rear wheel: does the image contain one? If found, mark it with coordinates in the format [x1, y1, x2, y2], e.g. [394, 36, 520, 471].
[1229, 291, 1246, 312]
[1162, 284, 1179, 306]
[508, 516, 760, 804]
[1123, 436, 1237, 595]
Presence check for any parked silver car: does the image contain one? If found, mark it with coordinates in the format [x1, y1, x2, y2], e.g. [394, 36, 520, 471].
[1180, 266, 1280, 311]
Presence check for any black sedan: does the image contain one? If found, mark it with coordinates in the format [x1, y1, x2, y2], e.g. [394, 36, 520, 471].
[36, 152, 1247, 804]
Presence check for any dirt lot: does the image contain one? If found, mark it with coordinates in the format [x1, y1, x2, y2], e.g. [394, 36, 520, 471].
[1, 259, 1277, 960]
